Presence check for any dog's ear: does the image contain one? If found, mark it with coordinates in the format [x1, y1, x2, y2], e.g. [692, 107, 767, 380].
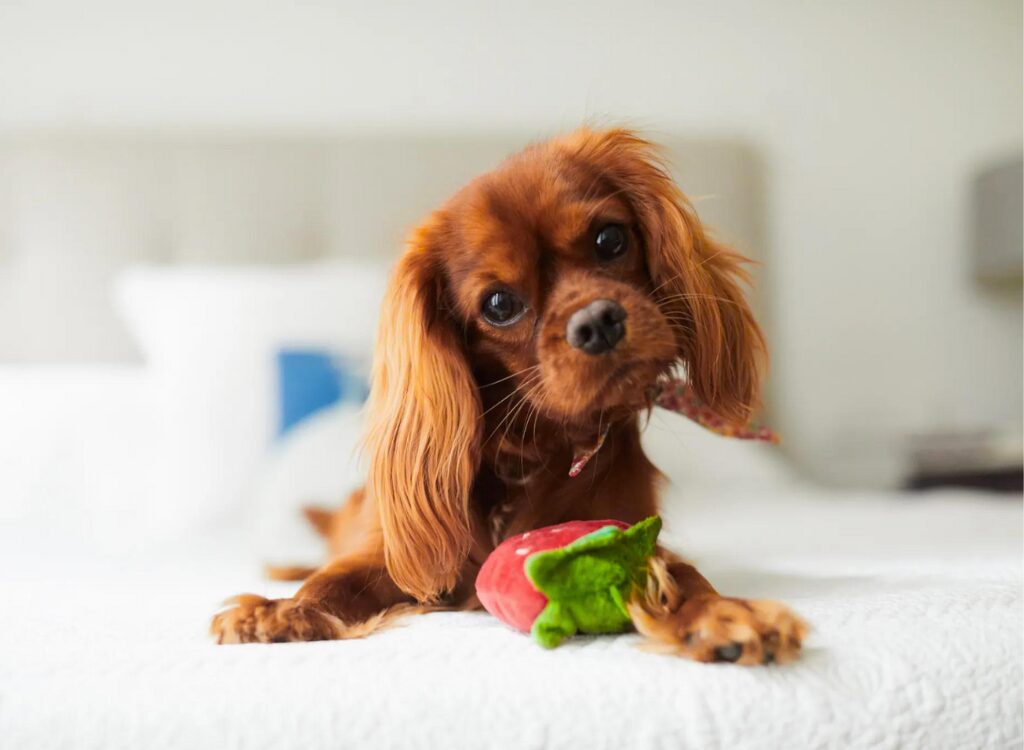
[364, 215, 481, 603]
[573, 128, 766, 425]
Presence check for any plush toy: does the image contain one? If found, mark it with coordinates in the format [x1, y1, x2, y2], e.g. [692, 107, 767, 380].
[475, 516, 662, 647]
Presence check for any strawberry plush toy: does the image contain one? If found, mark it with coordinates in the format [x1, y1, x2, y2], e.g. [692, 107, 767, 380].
[475, 516, 662, 648]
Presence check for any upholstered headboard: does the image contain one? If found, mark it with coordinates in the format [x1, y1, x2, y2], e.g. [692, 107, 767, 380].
[0, 132, 766, 363]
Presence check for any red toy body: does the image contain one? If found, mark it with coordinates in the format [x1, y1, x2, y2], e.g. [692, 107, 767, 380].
[475, 520, 629, 633]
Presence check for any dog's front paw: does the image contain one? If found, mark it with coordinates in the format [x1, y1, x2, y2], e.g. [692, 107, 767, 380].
[682, 597, 807, 664]
[210, 594, 344, 644]
[633, 595, 808, 665]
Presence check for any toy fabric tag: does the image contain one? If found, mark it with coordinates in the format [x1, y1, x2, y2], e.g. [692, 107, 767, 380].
[569, 377, 780, 477]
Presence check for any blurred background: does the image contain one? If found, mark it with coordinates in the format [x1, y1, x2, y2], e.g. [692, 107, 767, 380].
[0, 0, 1020, 547]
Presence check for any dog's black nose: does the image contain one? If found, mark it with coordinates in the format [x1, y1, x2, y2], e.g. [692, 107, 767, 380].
[566, 299, 627, 355]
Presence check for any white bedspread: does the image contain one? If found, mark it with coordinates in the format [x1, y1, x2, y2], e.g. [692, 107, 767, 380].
[1, 487, 1021, 750]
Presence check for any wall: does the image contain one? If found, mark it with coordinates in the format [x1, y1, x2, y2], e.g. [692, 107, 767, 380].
[1, 0, 1020, 485]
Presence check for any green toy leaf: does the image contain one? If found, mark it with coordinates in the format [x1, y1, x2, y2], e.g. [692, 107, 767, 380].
[524, 516, 661, 648]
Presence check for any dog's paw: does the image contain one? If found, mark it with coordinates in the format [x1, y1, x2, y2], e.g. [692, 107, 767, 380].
[210, 594, 344, 644]
[633, 595, 808, 665]
[680, 597, 807, 665]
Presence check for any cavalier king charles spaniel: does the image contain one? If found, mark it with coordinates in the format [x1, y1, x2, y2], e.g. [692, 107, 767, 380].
[211, 128, 807, 665]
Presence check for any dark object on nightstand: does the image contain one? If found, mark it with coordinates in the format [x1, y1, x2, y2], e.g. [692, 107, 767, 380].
[905, 430, 1023, 493]
[907, 467, 1023, 493]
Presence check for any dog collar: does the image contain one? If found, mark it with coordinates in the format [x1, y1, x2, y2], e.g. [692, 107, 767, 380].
[568, 376, 780, 478]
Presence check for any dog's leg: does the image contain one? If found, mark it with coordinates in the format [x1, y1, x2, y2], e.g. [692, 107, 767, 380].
[211, 544, 417, 644]
[262, 488, 374, 581]
[628, 553, 808, 665]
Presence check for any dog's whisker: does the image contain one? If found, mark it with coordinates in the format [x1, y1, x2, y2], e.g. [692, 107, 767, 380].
[657, 292, 744, 307]
[483, 390, 533, 448]
[696, 247, 727, 267]
[485, 371, 544, 447]
[486, 385, 539, 447]
[516, 384, 546, 479]
[498, 383, 538, 459]
[648, 273, 681, 296]
[478, 364, 541, 390]
[480, 370, 543, 418]
[662, 319, 698, 336]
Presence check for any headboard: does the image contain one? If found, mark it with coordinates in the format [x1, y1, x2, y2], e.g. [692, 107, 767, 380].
[0, 132, 766, 363]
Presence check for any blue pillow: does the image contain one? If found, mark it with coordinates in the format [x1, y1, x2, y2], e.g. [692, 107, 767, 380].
[276, 349, 369, 436]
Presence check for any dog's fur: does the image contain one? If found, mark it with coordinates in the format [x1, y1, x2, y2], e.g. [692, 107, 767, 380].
[211, 128, 806, 664]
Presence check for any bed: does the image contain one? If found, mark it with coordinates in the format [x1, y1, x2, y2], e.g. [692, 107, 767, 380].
[0, 134, 1020, 748]
[0, 477, 1019, 749]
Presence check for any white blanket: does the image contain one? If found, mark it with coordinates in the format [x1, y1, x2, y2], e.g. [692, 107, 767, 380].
[1, 487, 1021, 750]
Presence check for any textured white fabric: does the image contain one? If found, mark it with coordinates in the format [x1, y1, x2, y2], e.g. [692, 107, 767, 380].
[1, 487, 1020, 750]
[0, 366, 157, 537]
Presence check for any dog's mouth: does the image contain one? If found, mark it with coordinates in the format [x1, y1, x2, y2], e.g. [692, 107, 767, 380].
[566, 366, 660, 479]
[580, 356, 675, 413]
[530, 353, 674, 431]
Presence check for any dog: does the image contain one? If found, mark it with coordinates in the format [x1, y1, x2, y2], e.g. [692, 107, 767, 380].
[211, 128, 807, 664]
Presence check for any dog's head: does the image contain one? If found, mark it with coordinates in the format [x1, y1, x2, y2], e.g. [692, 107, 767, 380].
[365, 128, 765, 601]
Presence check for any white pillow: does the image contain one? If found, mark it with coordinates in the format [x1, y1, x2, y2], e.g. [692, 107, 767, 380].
[249, 402, 366, 565]
[114, 261, 389, 535]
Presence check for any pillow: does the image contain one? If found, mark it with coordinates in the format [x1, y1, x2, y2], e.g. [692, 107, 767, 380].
[114, 261, 389, 534]
[276, 348, 369, 436]
[249, 402, 366, 564]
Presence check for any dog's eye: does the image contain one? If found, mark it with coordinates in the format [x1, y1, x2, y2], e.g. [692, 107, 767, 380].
[595, 224, 627, 261]
[481, 290, 526, 327]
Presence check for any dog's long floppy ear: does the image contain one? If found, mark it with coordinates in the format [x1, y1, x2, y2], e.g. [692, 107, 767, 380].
[364, 216, 482, 603]
[575, 128, 766, 424]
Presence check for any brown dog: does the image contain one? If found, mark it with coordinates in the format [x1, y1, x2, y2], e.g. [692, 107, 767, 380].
[211, 128, 806, 664]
